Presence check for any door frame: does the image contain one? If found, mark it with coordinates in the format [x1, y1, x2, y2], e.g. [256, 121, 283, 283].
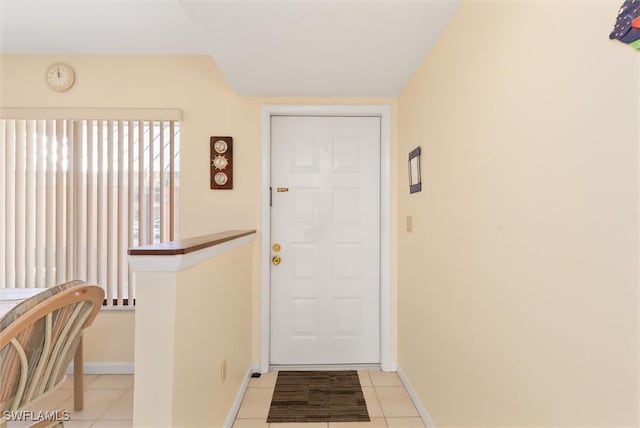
[260, 104, 393, 372]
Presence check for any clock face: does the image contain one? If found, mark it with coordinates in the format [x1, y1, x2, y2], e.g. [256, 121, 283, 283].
[214, 172, 228, 186]
[46, 63, 75, 92]
[214, 140, 228, 153]
[212, 155, 228, 170]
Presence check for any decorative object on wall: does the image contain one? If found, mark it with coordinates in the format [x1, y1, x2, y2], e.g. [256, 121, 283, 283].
[210, 136, 233, 189]
[408, 146, 422, 194]
[45, 63, 75, 92]
[610, 0, 640, 50]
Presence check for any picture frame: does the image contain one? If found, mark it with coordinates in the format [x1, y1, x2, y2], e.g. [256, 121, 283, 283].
[409, 146, 422, 194]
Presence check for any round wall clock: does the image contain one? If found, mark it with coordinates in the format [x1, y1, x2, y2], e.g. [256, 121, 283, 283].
[46, 63, 75, 92]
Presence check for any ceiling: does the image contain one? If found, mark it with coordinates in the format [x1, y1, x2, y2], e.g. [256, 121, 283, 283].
[0, 0, 461, 96]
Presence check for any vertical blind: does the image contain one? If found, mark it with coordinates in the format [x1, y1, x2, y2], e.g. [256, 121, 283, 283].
[0, 117, 180, 307]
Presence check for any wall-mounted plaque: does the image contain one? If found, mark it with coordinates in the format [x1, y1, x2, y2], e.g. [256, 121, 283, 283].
[210, 136, 233, 190]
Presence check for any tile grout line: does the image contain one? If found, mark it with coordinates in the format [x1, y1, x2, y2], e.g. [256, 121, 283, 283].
[370, 370, 394, 419]
[371, 371, 423, 425]
[97, 388, 134, 422]
[364, 371, 389, 428]
[75, 387, 130, 424]
[370, 379, 388, 423]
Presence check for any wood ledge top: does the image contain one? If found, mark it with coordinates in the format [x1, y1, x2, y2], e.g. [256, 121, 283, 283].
[128, 229, 256, 256]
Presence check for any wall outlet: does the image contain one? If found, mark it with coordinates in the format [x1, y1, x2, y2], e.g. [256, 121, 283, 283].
[220, 359, 227, 383]
[406, 215, 413, 233]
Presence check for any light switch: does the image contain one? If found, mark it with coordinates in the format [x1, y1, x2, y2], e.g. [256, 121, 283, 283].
[406, 215, 413, 233]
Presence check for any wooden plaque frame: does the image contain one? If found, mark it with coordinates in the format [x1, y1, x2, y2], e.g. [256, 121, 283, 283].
[210, 136, 233, 190]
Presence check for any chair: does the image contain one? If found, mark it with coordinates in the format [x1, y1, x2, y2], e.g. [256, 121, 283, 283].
[0, 282, 104, 425]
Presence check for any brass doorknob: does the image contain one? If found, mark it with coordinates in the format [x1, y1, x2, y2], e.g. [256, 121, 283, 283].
[272, 255, 282, 265]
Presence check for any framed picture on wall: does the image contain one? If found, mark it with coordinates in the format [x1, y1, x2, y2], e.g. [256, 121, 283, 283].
[409, 146, 422, 194]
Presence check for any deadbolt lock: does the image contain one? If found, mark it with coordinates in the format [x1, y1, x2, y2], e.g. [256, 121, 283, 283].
[272, 243, 282, 252]
[272, 255, 282, 265]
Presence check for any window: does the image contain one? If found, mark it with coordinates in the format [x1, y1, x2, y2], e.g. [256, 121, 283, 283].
[0, 110, 181, 307]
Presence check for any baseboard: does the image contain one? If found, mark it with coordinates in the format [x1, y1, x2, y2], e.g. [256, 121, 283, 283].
[397, 365, 436, 428]
[66, 362, 134, 375]
[223, 364, 255, 428]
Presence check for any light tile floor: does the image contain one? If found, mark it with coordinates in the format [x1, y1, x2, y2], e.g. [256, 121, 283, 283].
[7, 372, 424, 428]
[233, 370, 426, 428]
[6, 375, 133, 428]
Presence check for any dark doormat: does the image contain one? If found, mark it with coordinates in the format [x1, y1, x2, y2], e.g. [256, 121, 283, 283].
[266, 370, 370, 423]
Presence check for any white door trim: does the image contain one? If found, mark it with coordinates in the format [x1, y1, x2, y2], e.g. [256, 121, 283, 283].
[260, 104, 392, 372]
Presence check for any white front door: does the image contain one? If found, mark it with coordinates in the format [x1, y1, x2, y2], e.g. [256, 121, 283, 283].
[270, 115, 381, 365]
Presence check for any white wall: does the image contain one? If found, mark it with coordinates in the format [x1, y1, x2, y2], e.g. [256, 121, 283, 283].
[397, 1, 639, 426]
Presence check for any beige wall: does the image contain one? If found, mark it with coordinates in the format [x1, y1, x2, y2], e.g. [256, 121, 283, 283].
[397, 1, 639, 427]
[0, 55, 397, 367]
[130, 240, 254, 427]
[172, 242, 253, 427]
[83, 312, 134, 363]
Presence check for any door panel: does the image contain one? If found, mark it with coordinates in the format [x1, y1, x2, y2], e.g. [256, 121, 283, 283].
[270, 116, 380, 365]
